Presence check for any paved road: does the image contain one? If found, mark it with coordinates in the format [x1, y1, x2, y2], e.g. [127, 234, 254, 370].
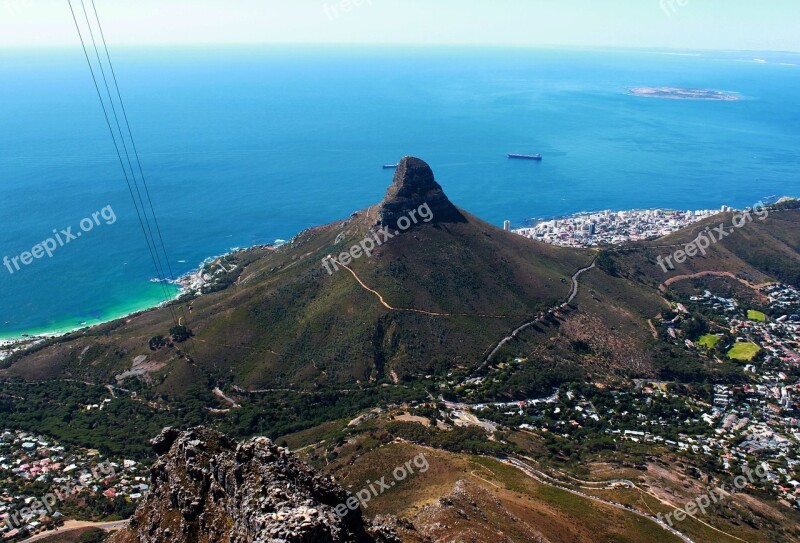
[482, 259, 597, 366]
[20, 520, 128, 542]
[566, 261, 596, 305]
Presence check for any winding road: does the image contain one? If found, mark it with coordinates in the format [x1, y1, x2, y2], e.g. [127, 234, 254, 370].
[659, 270, 773, 293]
[481, 259, 597, 366]
[502, 457, 696, 543]
[332, 255, 598, 369]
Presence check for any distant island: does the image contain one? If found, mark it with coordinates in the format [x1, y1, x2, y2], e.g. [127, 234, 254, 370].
[627, 87, 741, 101]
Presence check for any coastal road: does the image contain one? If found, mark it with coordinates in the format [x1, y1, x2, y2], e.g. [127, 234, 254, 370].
[20, 520, 128, 542]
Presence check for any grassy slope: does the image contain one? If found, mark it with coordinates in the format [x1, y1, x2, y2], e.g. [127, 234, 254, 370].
[597, 209, 800, 297]
[9, 208, 798, 396]
[34, 528, 107, 543]
[321, 439, 684, 543]
[287, 411, 800, 543]
[2, 204, 591, 392]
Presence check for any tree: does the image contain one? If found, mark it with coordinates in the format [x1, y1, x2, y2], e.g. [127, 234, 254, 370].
[170, 325, 194, 343]
[596, 251, 619, 277]
[148, 335, 168, 351]
[681, 316, 708, 340]
[78, 528, 108, 543]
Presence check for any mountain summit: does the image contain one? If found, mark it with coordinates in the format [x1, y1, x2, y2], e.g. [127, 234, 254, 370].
[378, 156, 465, 229]
[3, 158, 592, 389]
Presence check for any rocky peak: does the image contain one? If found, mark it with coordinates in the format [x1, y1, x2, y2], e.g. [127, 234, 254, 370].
[108, 427, 397, 543]
[378, 157, 465, 230]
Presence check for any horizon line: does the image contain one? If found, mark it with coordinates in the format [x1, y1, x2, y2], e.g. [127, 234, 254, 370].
[1, 43, 799, 54]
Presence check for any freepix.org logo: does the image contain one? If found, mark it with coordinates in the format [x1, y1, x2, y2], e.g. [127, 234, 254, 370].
[655, 202, 768, 273]
[323, 0, 373, 21]
[3, 205, 117, 276]
[3, 0, 33, 17]
[657, 464, 771, 527]
[333, 453, 429, 518]
[660, 0, 689, 17]
[5, 460, 116, 529]
[322, 202, 433, 275]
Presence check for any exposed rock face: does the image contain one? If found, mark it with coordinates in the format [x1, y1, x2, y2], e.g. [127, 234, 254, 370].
[378, 157, 466, 230]
[108, 427, 395, 543]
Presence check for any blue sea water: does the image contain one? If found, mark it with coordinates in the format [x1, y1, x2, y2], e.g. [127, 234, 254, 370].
[1, 46, 799, 338]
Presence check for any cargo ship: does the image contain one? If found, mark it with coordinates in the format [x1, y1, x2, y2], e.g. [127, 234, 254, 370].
[508, 153, 542, 160]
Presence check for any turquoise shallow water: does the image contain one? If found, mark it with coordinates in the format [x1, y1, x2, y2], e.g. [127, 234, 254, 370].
[1, 46, 799, 338]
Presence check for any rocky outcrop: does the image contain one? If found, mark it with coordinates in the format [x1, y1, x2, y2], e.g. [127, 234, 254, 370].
[108, 427, 396, 543]
[378, 157, 465, 230]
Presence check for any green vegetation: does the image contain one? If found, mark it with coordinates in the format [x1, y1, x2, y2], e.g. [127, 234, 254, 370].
[747, 309, 767, 322]
[471, 358, 585, 402]
[0, 378, 426, 460]
[148, 335, 168, 350]
[3, 207, 590, 392]
[728, 342, 761, 361]
[385, 421, 515, 455]
[169, 325, 193, 343]
[681, 315, 709, 339]
[651, 343, 746, 384]
[79, 530, 109, 543]
[698, 334, 721, 349]
[595, 250, 619, 276]
[36, 528, 109, 543]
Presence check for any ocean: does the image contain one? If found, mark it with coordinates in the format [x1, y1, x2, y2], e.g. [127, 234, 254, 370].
[1, 46, 799, 339]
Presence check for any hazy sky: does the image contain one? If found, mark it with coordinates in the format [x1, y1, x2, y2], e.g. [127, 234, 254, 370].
[1, 0, 798, 51]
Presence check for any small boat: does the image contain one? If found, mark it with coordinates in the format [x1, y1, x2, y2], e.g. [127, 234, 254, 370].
[508, 153, 542, 161]
[383, 164, 399, 169]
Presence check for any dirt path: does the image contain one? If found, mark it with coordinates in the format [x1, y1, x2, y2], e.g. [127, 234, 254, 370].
[513, 456, 746, 543]
[335, 255, 597, 371]
[503, 458, 696, 543]
[647, 319, 659, 339]
[333, 259, 518, 319]
[660, 271, 773, 293]
[213, 386, 241, 408]
[567, 261, 596, 305]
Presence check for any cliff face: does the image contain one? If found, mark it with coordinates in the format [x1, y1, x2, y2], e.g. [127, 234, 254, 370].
[108, 427, 397, 543]
[377, 156, 466, 230]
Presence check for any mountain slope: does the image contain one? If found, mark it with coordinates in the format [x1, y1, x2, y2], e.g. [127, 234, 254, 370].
[600, 206, 800, 290]
[2, 157, 592, 391]
[5, 162, 797, 398]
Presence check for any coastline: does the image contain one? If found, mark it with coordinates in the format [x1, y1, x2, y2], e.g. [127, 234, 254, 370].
[3, 197, 795, 351]
[0, 286, 181, 348]
[515, 194, 789, 229]
[0, 244, 279, 350]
